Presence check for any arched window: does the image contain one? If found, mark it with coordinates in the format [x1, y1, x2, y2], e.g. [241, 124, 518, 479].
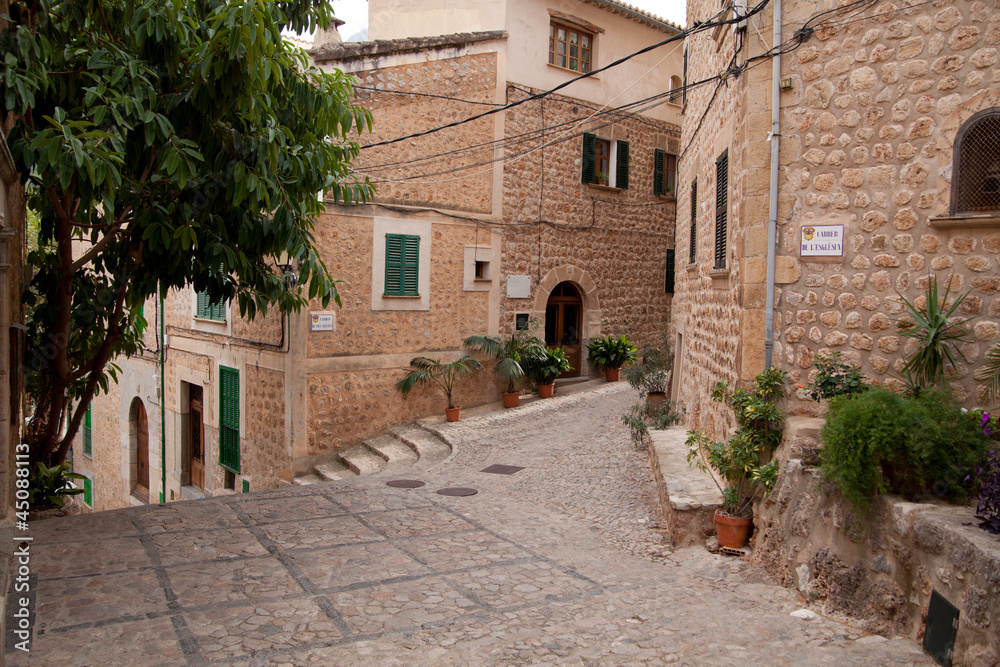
[669, 75, 682, 104]
[952, 109, 1000, 215]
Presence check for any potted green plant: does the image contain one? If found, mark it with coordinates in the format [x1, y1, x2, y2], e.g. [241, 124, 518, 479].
[525, 347, 573, 398]
[587, 335, 638, 382]
[465, 318, 547, 408]
[395, 355, 484, 422]
[686, 366, 786, 549]
[624, 343, 673, 409]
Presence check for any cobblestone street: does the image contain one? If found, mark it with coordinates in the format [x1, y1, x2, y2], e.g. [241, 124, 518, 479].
[9, 383, 933, 665]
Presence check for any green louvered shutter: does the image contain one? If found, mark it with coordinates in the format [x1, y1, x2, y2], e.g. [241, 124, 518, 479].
[385, 234, 419, 296]
[715, 151, 728, 270]
[83, 403, 92, 456]
[653, 149, 665, 196]
[581, 133, 596, 184]
[616, 140, 630, 190]
[219, 366, 240, 473]
[196, 290, 208, 319]
[83, 477, 92, 507]
[665, 248, 675, 294]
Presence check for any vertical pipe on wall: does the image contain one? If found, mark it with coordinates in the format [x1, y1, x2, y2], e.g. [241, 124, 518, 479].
[764, 0, 781, 369]
[159, 291, 166, 504]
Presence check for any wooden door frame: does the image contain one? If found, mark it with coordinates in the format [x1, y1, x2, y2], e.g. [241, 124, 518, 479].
[130, 398, 149, 501]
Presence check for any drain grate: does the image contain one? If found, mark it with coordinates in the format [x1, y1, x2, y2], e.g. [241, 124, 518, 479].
[436, 487, 478, 497]
[480, 464, 525, 475]
[386, 480, 425, 488]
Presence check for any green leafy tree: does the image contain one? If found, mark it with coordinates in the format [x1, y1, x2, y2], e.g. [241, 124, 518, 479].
[2, 0, 373, 466]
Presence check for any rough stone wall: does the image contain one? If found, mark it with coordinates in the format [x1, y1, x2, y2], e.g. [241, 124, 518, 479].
[775, 0, 1000, 409]
[349, 52, 498, 214]
[242, 366, 290, 489]
[307, 367, 494, 456]
[308, 212, 493, 358]
[500, 86, 677, 356]
[752, 417, 1000, 665]
[672, 3, 763, 439]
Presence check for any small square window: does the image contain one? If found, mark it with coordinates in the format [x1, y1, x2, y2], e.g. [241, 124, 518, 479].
[475, 260, 488, 280]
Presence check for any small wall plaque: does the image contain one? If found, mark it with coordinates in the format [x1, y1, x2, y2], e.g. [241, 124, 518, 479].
[310, 312, 334, 331]
[800, 224, 844, 257]
[515, 313, 530, 330]
[507, 275, 531, 299]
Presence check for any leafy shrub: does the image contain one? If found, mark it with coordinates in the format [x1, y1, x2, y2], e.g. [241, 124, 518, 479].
[524, 347, 573, 386]
[805, 351, 869, 401]
[29, 462, 85, 509]
[686, 367, 787, 518]
[621, 399, 683, 447]
[587, 335, 638, 370]
[968, 447, 1000, 534]
[624, 343, 673, 396]
[820, 388, 989, 512]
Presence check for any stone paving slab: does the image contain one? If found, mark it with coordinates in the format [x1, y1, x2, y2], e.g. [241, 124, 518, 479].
[6, 382, 934, 666]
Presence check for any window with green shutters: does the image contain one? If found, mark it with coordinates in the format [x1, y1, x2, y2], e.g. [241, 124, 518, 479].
[195, 290, 227, 321]
[653, 149, 677, 197]
[82, 476, 92, 507]
[581, 133, 629, 189]
[385, 234, 419, 296]
[715, 150, 729, 270]
[690, 179, 698, 264]
[219, 365, 240, 473]
[83, 403, 92, 457]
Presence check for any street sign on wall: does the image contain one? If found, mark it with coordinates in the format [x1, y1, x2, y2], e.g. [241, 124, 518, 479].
[800, 225, 844, 257]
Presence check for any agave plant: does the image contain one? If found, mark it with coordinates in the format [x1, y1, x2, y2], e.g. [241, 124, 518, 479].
[897, 275, 976, 391]
[464, 318, 547, 394]
[395, 356, 484, 409]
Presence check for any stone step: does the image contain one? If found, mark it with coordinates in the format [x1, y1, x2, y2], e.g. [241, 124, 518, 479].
[364, 434, 419, 466]
[338, 446, 387, 476]
[392, 424, 452, 462]
[292, 472, 327, 486]
[314, 458, 353, 481]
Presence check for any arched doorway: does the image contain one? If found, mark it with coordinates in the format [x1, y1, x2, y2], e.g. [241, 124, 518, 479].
[545, 282, 583, 378]
[130, 398, 149, 501]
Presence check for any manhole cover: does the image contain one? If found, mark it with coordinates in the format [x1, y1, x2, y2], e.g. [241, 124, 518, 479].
[436, 487, 478, 497]
[480, 464, 524, 475]
[387, 480, 425, 488]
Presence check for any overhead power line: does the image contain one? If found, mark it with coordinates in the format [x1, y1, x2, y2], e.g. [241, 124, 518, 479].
[357, 0, 772, 151]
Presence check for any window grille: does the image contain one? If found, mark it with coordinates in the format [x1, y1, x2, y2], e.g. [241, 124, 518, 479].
[953, 110, 1000, 214]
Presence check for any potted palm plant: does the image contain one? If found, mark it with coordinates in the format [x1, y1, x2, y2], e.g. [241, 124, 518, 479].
[525, 347, 573, 398]
[685, 367, 786, 549]
[587, 335, 638, 382]
[395, 356, 484, 422]
[465, 318, 547, 408]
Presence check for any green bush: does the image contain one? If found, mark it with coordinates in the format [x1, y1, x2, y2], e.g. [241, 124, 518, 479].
[586, 335, 638, 370]
[820, 388, 989, 512]
[805, 351, 869, 401]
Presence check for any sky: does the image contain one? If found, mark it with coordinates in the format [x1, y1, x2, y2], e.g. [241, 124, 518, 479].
[327, 0, 687, 42]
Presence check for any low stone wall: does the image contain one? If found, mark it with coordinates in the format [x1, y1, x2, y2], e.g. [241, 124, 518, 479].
[752, 417, 1000, 666]
[648, 426, 722, 547]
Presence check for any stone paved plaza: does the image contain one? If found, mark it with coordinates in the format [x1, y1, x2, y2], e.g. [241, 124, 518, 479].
[8, 383, 933, 665]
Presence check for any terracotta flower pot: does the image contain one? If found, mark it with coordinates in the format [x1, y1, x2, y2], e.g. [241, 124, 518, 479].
[538, 383, 554, 398]
[715, 510, 752, 549]
[445, 406, 461, 422]
[502, 392, 520, 408]
[605, 368, 621, 382]
[646, 391, 667, 411]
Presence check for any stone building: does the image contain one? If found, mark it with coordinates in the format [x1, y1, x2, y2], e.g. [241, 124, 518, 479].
[673, 0, 1000, 436]
[76, 0, 684, 509]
